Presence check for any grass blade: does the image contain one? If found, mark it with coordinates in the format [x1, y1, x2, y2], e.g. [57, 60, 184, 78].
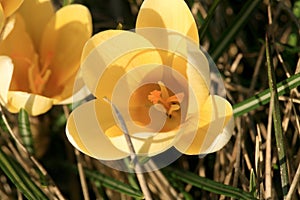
[18, 108, 35, 155]
[198, 0, 222, 41]
[209, 0, 261, 60]
[0, 148, 48, 200]
[163, 168, 256, 200]
[265, 33, 289, 198]
[74, 166, 144, 199]
[233, 72, 300, 117]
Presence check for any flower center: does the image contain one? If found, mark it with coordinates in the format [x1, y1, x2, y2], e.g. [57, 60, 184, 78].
[28, 53, 52, 95]
[148, 81, 184, 118]
[128, 82, 184, 133]
[11, 53, 52, 95]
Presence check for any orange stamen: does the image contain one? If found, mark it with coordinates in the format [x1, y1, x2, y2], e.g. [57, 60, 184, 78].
[148, 82, 184, 117]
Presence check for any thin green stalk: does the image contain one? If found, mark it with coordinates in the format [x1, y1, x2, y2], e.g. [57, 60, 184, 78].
[233, 72, 300, 117]
[70, 165, 144, 199]
[103, 97, 151, 200]
[209, 0, 261, 60]
[18, 108, 35, 155]
[198, 0, 222, 41]
[163, 168, 256, 200]
[0, 148, 48, 200]
[265, 33, 289, 198]
[62, 0, 73, 6]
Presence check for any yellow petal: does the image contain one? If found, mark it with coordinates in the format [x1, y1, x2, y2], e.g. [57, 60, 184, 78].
[66, 98, 179, 159]
[6, 91, 54, 116]
[66, 99, 129, 160]
[52, 72, 91, 105]
[199, 96, 233, 153]
[0, 56, 13, 105]
[176, 95, 233, 154]
[18, 0, 54, 50]
[109, 129, 178, 157]
[186, 61, 210, 107]
[0, 5, 4, 31]
[201, 117, 234, 154]
[81, 29, 124, 64]
[136, 0, 199, 45]
[1, 0, 23, 17]
[80, 30, 162, 97]
[39, 4, 92, 92]
[0, 14, 37, 92]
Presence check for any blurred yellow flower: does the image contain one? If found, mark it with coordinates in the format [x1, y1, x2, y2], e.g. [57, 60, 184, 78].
[66, 0, 234, 162]
[0, 0, 92, 116]
[0, 0, 23, 31]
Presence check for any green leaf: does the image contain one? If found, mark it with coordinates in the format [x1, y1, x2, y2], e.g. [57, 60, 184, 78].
[233, 72, 300, 117]
[62, 0, 74, 6]
[18, 108, 35, 155]
[76, 166, 144, 199]
[198, 0, 222, 40]
[0, 116, 8, 133]
[163, 167, 256, 200]
[249, 169, 257, 197]
[209, 0, 261, 60]
[0, 148, 48, 200]
[266, 34, 289, 197]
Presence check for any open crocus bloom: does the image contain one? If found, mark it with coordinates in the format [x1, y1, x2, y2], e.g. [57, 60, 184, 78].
[66, 0, 234, 163]
[0, 0, 23, 31]
[0, 0, 92, 116]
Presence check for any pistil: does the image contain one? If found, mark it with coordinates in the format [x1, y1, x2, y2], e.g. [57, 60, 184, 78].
[148, 82, 184, 118]
[28, 54, 52, 94]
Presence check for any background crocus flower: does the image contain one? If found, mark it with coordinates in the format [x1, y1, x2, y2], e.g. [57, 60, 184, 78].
[66, 0, 234, 162]
[0, 0, 23, 31]
[0, 0, 92, 116]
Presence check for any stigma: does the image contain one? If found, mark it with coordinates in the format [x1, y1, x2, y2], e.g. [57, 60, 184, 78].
[148, 81, 184, 118]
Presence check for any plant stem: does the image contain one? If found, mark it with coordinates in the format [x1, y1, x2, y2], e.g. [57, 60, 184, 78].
[198, 0, 222, 41]
[63, 106, 90, 200]
[103, 97, 152, 200]
[265, 33, 289, 199]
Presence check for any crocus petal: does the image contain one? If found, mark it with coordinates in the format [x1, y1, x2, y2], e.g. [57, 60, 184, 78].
[40, 4, 92, 97]
[201, 117, 234, 154]
[186, 61, 210, 107]
[18, 0, 54, 50]
[136, 0, 199, 45]
[6, 91, 53, 116]
[80, 30, 163, 98]
[0, 56, 13, 105]
[66, 98, 179, 159]
[81, 30, 124, 64]
[1, 0, 23, 17]
[199, 95, 233, 153]
[66, 99, 129, 160]
[0, 14, 37, 92]
[109, 129, 178, 157]
[0, 5, 4, 31]
[176, 95, 233, 154]
[53, 72, 91, 105]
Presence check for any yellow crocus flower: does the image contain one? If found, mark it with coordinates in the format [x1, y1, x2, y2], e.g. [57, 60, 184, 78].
[66, 0, 234, 163]
[0, 0, 92, 116]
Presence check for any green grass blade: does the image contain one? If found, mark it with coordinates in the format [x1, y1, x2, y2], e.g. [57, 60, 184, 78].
[0, 115, 8, 133]
[163, 168, 256, 200]
[18, 109, 35, 155]
[233, 72, 300, 117]
[209, 0, 261, 60]
[198, 0, 222, 41]
[62, 0, 74, 6]
[0, 148, 48, 200]
[249, 169, 257, 197]
[78, 166, 144, 199]
[265, 34, 289, 198]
